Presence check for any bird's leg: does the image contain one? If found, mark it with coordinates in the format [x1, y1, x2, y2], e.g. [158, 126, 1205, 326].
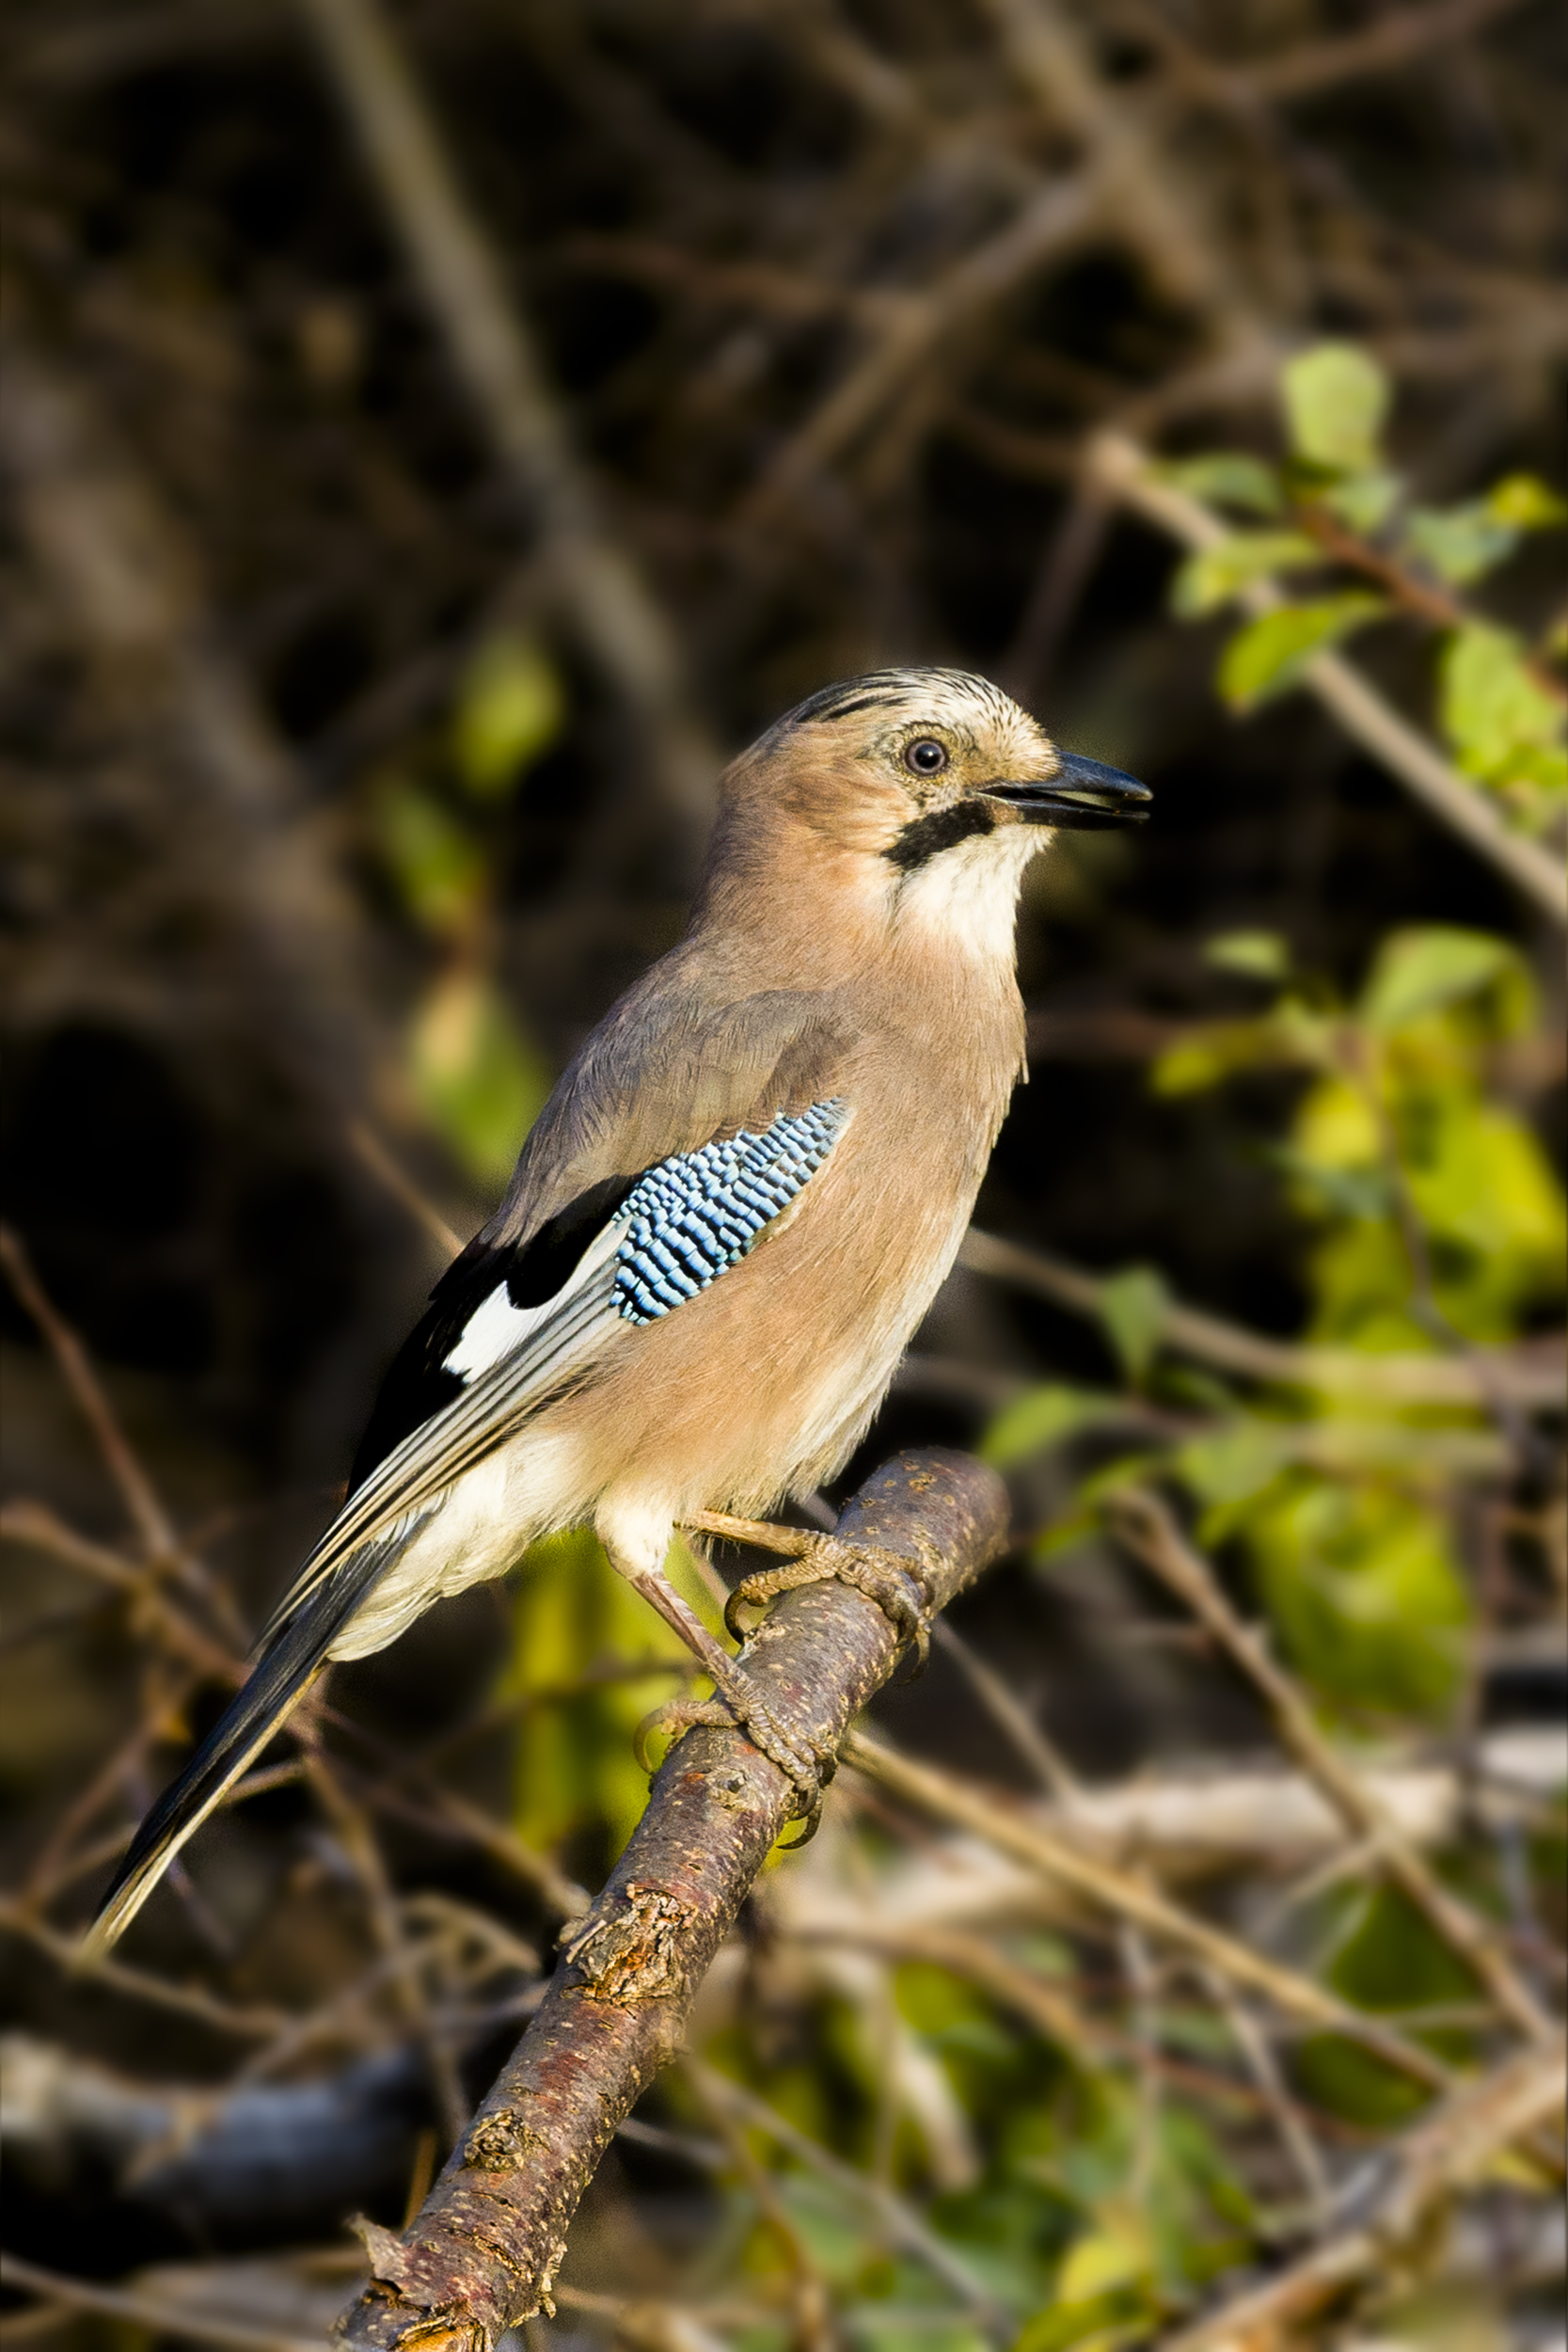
[685, 1510, 936, 1672]
[614, 1556, 828, 1826]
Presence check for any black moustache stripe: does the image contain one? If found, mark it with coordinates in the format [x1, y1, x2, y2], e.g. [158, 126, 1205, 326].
[883, 799, 997, 871]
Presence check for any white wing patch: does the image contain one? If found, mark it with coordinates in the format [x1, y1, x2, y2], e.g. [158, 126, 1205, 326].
[443, 1283, 534, 1382]
[441, 1220, 623, 1386]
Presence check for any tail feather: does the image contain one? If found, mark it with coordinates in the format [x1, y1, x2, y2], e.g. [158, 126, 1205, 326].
[83, 1523, 417, 1959]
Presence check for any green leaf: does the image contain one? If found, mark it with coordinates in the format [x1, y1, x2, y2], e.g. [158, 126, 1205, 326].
[453, 636, 564, 799]
[1013, 2275, 1149, 2351]
[1098, 1266, 1170, 1383]
[376, 778, 488, 939]
[981, 1384, 1123, 1468]
[1485, 472, 1568, 530]
[1169, 532, 1322, 616]
[1151, 1017, 1293, 1096]
[1438, 623, 1563, 782]
[1203, 930, 1291, 980]
[1242, 1473, 1470, 1715]
[1402, 502, 1517, 586]
[1319, 469, 1402, 533]
[1358, 926, 1518, 1031]
[1282, 343, 1389, 472]
[1269, 1147, 1393, 1223]
[1218, 593, 1387, 708]
[1176, 1419, 1293, 1508]
[1155, 453, 1283, 516]
[408, 967, 551, 1189]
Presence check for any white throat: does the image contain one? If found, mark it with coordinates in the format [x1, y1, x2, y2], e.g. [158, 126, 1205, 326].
[890, 825, 1041, 958]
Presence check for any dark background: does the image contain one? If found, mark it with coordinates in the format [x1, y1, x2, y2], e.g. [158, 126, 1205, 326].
[2, 0, 1564, 2340]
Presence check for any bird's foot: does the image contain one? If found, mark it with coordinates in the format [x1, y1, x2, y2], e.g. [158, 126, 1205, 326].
[632, 1660, 832, 1844]
[685, 1512, 935, 1674]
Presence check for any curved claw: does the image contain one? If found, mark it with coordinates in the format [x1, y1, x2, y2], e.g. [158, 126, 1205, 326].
[724, 1580, 759, 1644]
[633, 1692, 827, 1832]
[633, 1696, 731, 1776]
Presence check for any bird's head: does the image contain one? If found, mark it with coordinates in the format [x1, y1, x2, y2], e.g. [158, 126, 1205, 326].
[711, 668, 1149, 950]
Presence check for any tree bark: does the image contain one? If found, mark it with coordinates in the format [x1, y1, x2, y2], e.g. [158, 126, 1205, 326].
[335, 1448, 1010, 2349]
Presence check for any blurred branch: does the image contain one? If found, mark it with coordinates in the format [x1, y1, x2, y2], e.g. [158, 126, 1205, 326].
[683, 2059, 1007, 2335]
[334, 1449, 1009, 2348]
[736, 169, 1103, 529]
[0, 334, 398, 1127]
[1, 2036, 431, 2243]
[842, 1732, 1456, 2096]
[958, 1227, 1567, 1409]
[345, 1122, 465, 1260]
[1107, 1486, 1558, 2045]
[975, 0, 1255, 333]
[0, 1227, 180, 1565]
[1163, 2038, 1566, 2352]
[0, 2255, 328, 2352]
[1233, 0, 1527, 103]
[1087, 429, 1568, 925]
[1046, 1727, 1565, 1880]
[294, 0, 720, 853]
[0, 1901, 289, 2039]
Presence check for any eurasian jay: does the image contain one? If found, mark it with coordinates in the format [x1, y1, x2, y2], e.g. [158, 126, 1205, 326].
[87, 665, 1148, 1952]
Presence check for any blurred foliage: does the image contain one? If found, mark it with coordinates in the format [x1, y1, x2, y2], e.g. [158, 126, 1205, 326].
[374, 633, 562, 1185]
[992, 904, 1563, 1715]
[511, 1532, 711, 1862]
[1159, 342, 1568, 833]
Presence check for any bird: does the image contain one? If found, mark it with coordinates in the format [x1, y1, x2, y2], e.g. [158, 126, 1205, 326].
[86, 666, 1148, 1955]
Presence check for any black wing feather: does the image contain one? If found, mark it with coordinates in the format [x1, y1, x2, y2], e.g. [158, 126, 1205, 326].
[348, 1174, 637, 1493]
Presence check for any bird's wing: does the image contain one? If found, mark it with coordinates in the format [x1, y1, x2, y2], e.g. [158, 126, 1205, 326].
[276, 990, 857, 1631]
[494, 977, 860, 1243]
[84, 990, 853, 1955]
[347, 985, 856, 1489]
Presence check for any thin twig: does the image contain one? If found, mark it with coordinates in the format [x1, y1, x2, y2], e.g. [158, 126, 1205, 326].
[1086, 430, 1567, 924]
[958, 1226, 1565, 1408]
[1107, 1486, 1558, 2045]
[840, 1733, 1454, 2096]
[294, 0, 719, 848]
[685, 2059, 1010, 2341]
[1, 1227, 180, 1562]
[293, 1712, 469, 2146]
[1199, 1964, 1332, 2224]
[1236, 0, 1527, 103]
[0, 1900, 291, 2038]
[1161, 2038, 1566, 2352]
[736, 168, 1102, 529]
[0, 2256, 330, 2352]
[0, 1502, 241, 1683]
[678, 2062, 842, 2352]
[346, 1120, 466, 1259]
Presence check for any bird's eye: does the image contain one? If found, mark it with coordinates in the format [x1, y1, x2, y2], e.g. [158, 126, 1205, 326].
[903, 738, 949, 776]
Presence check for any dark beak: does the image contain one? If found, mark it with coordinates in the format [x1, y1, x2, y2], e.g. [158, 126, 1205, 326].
[983, 752, 1151, 830]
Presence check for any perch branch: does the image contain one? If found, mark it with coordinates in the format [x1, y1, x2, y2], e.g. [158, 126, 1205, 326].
[334, 1449, 1009, 2348]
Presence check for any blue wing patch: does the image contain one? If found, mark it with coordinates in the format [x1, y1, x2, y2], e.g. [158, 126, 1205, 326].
[347, 1100, 849, 1494]
[612, 1100, 849, 1325]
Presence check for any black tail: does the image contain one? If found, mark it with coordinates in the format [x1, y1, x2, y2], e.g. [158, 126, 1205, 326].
[83, 1528, 410, 1958]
